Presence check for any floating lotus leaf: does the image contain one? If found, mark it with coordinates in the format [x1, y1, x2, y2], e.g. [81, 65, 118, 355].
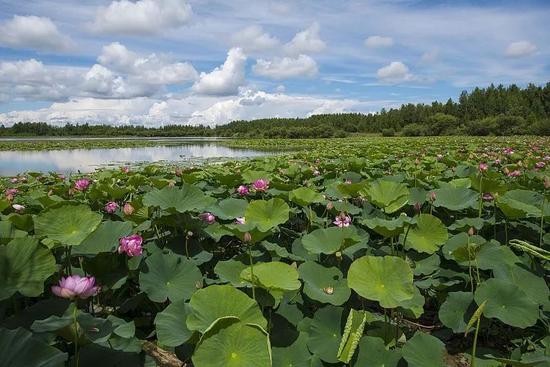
[0, 327, 67, 367]
[75, 220, 132, 255]
[0, 236, 56, 300]
[192, 321, 271, 367]
[353, 336, 402, 367]
[143, 184, 212, 213]
[298, 261, 350, 306]
[403, 214, 448, 254]
[272, 332, 312, 367]
[432, 187, 478, 210]
[139, 251, 202, 303]
[493, 264, 550, 307]
[34, 205, 102, 247]
[306, 306, 342, 363]
[497, 190, 543, 219]
[347, 255, 414, 309]
[361, 179, 409, 213]
[301, 226, 360, 255]
[361, 216, 407, 238]
[245, 198, 290, 232]
[214, 259, 250, 287]
[154, 299, 193, 347]
[241, 261, 301, 292]
[474, 278, 539, 328]
[402, 332, 446, 367]
[289, 187, 324, 206]
[186, 285, 267, 333]
[212, 198, 248, 219]
[438, 291, 474, 333]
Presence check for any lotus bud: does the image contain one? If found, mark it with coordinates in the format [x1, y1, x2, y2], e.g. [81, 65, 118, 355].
[123, 203, 134, 215]
[468, 227, 475, 236]
[187, 231, 194, 237]
[326, 201, 334, 210]
[430, 191, 436, 202]
[243, 232, 252, 243]
[414, 202, 422, 214]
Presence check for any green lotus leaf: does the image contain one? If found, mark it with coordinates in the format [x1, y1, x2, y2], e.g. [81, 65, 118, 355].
[214, 259, 250, 287]
[361, 179, 409, 213]
[438, 291, 474, 333]
[361, 216, 407, 238]
[306, 306, 342, 363]
[0, 327, 67, 367]
[432, 187, 478, 210]
[497, 190, 544, 219]
[298, 261, 350, 306]
[301, 226, 360, 255]
[34, 205, 102, 247]
[192, 321, 271, 367]
[337, 309, 368, 363]
[474, 278, 539, 328]
[403, 214, 448, 254]
[245, 198, 290, 232]
[289, 187, 324, 206]
[493, 264, 550, 307]
[272, 332, 312, 367]
[186, 284, 267, 333]
[75, 220, 132, 255]
[402, 332, 446, 367]
[241, 261, 301, 292]
[154, 299, 193, 347]
[0, 236, 57, 300]
[347, 255, 414, 309]
[397, 286, 425, 319]
[211, 198, 248, 219]
[353, 336, 402, 367]
[143, 184, 212, 213]
[139, 251, 202, 303]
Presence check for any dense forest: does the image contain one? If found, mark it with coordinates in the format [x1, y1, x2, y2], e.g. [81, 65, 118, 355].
[1, 83, 549, 137]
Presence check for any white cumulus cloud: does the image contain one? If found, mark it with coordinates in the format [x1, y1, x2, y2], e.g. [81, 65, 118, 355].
[192, 48, 247, 96]
[230, 25, 280, 53]
[92, 0, 192, 35]
[505, 41, 537, 58]
[253, 55, 318, 80]
[284, 23, 326, 56]
[377, 61, 413, 83]
[364, 35, 394, 48]
[0, 15, 73, 52]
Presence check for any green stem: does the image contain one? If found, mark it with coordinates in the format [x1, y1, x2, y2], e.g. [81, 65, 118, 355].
[478, 175, 483, 219]
[185, 236, 190, 259]
[471, 317, 481, 367]
[540, 193, 546, 247]
[73, 301, 80, 367]
[247, 245, 256, 300]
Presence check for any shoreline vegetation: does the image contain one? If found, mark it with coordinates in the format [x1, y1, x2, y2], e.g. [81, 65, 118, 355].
[1, 83, 550, 139]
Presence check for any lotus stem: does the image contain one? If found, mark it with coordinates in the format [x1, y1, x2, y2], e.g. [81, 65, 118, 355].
[540, 192, 546, 247]
[471, 316, 481, 367]
[247, 245, 256, 300]
[73, 301, 80, 367]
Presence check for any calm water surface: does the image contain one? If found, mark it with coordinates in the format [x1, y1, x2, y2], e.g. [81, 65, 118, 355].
[0, 139, 267, 175]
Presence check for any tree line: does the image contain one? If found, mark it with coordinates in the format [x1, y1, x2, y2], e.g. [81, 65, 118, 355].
[1, 82, 549, 137]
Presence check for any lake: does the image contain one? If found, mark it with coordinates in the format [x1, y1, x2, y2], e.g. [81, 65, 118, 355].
[0, 138, 268, 175]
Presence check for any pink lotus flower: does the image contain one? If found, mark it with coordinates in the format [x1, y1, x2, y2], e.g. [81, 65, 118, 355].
[237, 185, 249, 196]
[121, 166, 130, 173]
[535, 162, 545, 169]
[200, 212, 216, 224]
[334, 213, 352, 227]
[10, 177, 18, 183]
[494, 159, 501, 165]
[430, 191, 437, 201]
[52, 275, 99, 300]
[508, 170, 521, 177]
[5, 188, 18, 197]
[482, 193, 494, 201]
[478, 163, 488, 172]
[503, 147, 514, 156]
[123, 203, 134, 215]
[105, 201, 119, 213]
[313, 169, 321, 176]
[344, 179, 352, 184]
[74, 178, 90, 191]
[436, 154, 443, 161]
[235, 217, 246, 225]
[118, 235, 143, 257]
[252, 179, 269, 192]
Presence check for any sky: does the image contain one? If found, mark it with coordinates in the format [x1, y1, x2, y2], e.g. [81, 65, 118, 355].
[0, 0, 549, 127]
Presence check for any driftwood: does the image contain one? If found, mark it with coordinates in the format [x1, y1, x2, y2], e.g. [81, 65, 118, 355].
[142, 341, 186, 367]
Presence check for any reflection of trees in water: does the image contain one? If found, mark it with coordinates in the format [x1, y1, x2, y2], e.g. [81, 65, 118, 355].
[0, 144, 265, 175]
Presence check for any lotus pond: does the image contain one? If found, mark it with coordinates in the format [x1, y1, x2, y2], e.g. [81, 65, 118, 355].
[0, 136, 549, 367]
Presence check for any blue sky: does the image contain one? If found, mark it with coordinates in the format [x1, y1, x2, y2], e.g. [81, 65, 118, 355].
[0, 0, 549, 126]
